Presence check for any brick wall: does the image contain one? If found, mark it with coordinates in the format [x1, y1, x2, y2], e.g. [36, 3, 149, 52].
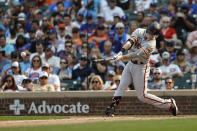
[0, 90, 197, 116]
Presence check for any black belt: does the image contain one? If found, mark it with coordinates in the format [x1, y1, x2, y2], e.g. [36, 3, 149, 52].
[132, 60, 144, 65]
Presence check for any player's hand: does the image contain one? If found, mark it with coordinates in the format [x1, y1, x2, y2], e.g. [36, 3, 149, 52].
[115, 55, 123, 61]
[114, 52, 122, 59]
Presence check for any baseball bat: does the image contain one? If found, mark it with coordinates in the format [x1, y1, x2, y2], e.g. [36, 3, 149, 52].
[93, 57, 115, 62]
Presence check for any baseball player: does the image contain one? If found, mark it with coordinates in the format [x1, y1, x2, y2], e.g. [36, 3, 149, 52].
[105, 22, 178, 116]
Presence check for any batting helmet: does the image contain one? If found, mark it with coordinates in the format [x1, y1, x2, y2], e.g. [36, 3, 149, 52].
[146, 22, 160, 36]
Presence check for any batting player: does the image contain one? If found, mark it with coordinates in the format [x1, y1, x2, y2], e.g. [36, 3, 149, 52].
[105, 22, 178, 116]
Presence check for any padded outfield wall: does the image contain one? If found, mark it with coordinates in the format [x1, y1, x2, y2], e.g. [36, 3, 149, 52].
[0, 90, 197, 116]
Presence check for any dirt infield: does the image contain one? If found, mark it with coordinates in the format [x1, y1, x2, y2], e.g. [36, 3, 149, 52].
[0, 115, 197, 128]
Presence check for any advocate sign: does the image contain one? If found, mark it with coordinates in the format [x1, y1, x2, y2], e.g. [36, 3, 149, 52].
[9, 99, 90, 115]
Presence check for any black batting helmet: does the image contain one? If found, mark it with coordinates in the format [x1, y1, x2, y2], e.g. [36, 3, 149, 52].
[146, 22, 160, 36]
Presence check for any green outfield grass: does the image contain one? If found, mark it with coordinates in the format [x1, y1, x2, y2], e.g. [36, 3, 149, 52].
[0, 118, 197, 131]
[0, 116, 70, 121]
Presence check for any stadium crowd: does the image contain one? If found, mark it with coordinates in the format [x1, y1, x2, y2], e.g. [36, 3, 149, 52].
[0, 0, 197, 92]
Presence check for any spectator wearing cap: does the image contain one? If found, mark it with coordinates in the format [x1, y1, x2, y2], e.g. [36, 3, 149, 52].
[33, 71, 55, 92]
[43, 45, 60, 72]
[11, 61, 26, 86]
[25, 55, 42, 84]
[99, 30, 121, 53]
[72, 27, 83, 47]
[57, 23, 66, 47]
[72, 12, 85, 29]
[21, 78, 34, 91]
[90, 47, 107, 81]
[121, 16, 129, 33]
[17, 12, 31, 33]
[111, 13, 121, 30]
[82, 0, 101, 19]
[160, 16, 177, 41]
[42, 63, 61, 91]
[103, 0, 125, 23]
[88, 24, 108, 47]
[186, 30, 197, 49]
[103, 70, 116, 90]
[54, 59, 72, 80]
[114, 22, 130, 45]
[158, 51, 183, 79]
[1, 52, 20, 77]
[165, 40, 176, 62]
[148, 68, 164, 90]
[174, 39, 184, 51]
[101, 40, 116, 72]
[171, 4, 196, 41]
[188, 40, 197, 67]
[0, 35, 15, 56]
[80, 13, 96, 37]
[97, 13, 105, 25]
[145, 2, 160, 21]
[0, 49, 11, 74]
[173, 50, 191, 74]
[48, 29, 59, 51]
[72, 55, 92, 84]
[34, 9, 42, 25]
[115, 62, 125, 75]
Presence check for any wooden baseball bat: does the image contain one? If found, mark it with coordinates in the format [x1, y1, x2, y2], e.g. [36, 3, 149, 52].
[93, 57, 115, 62]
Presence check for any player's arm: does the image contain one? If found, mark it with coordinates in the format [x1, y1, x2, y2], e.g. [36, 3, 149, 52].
[121, 36, 138, 52]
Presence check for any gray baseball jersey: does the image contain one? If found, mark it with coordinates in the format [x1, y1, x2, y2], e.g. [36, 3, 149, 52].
[114, 28, 172, 109]
[128, 28, 156, 64]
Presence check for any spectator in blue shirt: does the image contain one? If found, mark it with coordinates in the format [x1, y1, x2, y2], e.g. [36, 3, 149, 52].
[0, 35, 15, 56]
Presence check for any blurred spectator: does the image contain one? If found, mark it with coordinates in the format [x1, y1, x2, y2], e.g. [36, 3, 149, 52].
[0, 75, 24, 92]
[48, 29, 59, 52]
[80, 13, 96, 37]
[173, 50, 191, 74]
[116, 0, 130, 10]
[57, 23, 66, 46]
[89, 24, 108, 47]
[88, 75, 103, 90]
[111, 75, 121, 90]
[160, 16, 177, 41]
[54, 59, 72, 80]
[158, 51, 183, 79]
[97, 13, 105, 25]
[0, 35, 14, 56]
[103, 70, 116, 90]
[42, 45, 60, 72]
[136, 11, 145, 26]
[42, 63, 61, 91]
[114, 22, 130, 45]
[106, 30, 121, 53]
[28, 29, 37, 53]
[25, 55, 43, 84]
[47, 0, 73, 13]
[161, 77, 175, 90]
[63, 14, 73, 35]
[148, 59, 157, 82]
[174, 39, 184, 51]
[148, 68, 164, 90]
[165, 40, 176, 62]
[188, 40, 197, 67]
[121, 16, 129, 32]
[72, 12, 85, 28]
[110, 14, 121, 30]
[11, 61, 26, 86]
[115, 62, 125, 75]
[81, 0, 101, 19]
[30, 41, 45, 61]
[72, 27, 83, 47]
[0, 50, 11, 74]
[101, 40, 116, 72]
[103, 0, 125, 23]
[186, 30, 197, 49]
[57, 41, 74, 59]
[171, 4, 196, 41]
[33, 71, 55, 92]
[15, 34, 31, 52]
[145, 2, 160, 21]
[90, 47, 107, 81]
[76, 42, 90, 58]
[6, 25, 17, 45]
[135, 0, 153, 12]
[20, 51, 31, 73]
[141, 16, 152, 28]
[21, 78, 33, 91]
[129, 20, 139, 34]
[1, 52, 20, 77]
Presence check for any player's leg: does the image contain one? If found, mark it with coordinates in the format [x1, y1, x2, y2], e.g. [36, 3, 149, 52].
[132, 64, 178, 115]
[105, 62, 133, 116]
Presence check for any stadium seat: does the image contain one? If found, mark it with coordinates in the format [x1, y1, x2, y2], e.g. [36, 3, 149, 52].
[60, 80, 82, 91]
[174, 73, 193, 89]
